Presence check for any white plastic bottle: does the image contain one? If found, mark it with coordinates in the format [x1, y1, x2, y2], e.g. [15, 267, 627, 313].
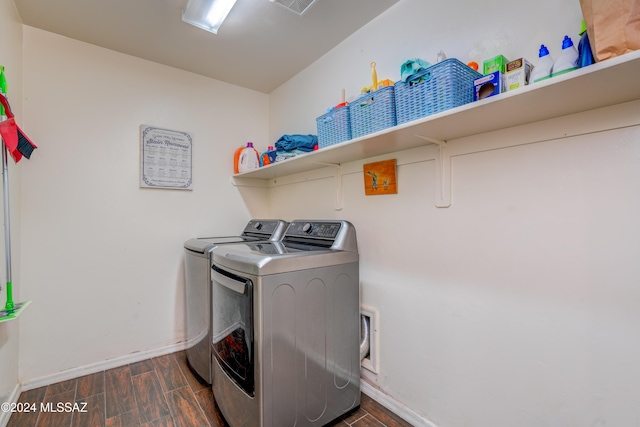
[530, 44, 554, 83]
[552, 35, 579, 77]
[238, 142, 260, 173]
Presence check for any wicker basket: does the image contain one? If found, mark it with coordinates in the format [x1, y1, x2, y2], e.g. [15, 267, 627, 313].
[394, 58, 482, 125]
[350, 86, 396, 139]
[316, 106, 351, 149]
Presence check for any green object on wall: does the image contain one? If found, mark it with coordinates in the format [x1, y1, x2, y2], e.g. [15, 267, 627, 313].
[0, 66, 7, 117]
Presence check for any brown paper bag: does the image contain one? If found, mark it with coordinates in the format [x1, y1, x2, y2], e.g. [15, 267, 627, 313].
[579, 0, 640, 61]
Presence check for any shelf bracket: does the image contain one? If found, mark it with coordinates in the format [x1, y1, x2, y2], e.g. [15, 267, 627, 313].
[230, 176, 270, 188]
[332, 164, 343, 211]
[416, 135, 451, 208]
[311, 161, 340, 168]
[307, 161, 343, 210]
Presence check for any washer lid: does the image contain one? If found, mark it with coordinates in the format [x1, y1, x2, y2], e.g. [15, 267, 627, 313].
[184, 236, 257, 254]
[184, 219, 289, 254]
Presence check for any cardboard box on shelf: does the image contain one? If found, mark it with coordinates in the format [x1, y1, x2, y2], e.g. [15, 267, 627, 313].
[474, 71, 506, 100]
[483, 55, 510, 74]
[505, 57, 533, 91]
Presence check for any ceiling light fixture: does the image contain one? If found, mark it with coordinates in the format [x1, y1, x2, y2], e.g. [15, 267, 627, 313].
[269, 0, 319, 15]
[182, 0, 238, 34]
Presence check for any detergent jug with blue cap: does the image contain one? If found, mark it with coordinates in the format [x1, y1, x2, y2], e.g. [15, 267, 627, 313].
[530, 44, 554, 83]
[552, 35, 579, 77]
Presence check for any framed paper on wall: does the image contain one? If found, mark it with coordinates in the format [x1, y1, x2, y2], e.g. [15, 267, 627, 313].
[363, 159, 397, 195]
[140, 125, 193, 190]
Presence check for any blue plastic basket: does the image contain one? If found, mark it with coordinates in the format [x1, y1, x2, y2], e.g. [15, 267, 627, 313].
[316, 106, 351, 148]
[394, 58, 482, 125]
[350, 86, 396, 139]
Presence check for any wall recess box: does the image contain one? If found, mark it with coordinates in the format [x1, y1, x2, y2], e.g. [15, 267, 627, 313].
[361, 305, 379, 374]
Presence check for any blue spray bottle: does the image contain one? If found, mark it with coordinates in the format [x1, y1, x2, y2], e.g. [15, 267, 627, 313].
[260, 146, 277, 167]
[578, 20, 595, 68]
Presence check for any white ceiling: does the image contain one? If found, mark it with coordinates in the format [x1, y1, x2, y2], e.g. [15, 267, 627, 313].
[13, 0, 400, 93]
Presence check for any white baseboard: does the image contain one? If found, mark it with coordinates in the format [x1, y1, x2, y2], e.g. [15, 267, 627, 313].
[361, 379, 439, 427]
[0, 383, 23, 427]
[21, 341, 190, 392]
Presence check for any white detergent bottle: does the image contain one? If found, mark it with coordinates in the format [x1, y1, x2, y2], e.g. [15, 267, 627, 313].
[530, 44, 554, 83]
[552, 35, 579, 77]
[238, 142, 260, 173]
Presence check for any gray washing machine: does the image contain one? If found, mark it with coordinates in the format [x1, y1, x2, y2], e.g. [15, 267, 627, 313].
[184, 219, 288, 384]
[210, 220, 360, 427]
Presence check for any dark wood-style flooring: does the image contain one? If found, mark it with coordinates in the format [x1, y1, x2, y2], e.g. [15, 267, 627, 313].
[7, 350, 413, 427]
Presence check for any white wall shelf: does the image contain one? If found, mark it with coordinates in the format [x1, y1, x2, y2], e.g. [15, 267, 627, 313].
[233, 50, 640, 182]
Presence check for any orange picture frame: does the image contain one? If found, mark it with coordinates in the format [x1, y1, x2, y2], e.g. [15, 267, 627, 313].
[363, 159, 397, 195]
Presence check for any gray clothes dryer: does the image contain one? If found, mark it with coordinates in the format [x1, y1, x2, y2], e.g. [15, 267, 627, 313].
[184, 219, 288, 384]
[210, 220, 360, 427]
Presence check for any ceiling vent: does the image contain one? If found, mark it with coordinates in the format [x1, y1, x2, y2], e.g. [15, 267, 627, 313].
[270, 0, 319, 15]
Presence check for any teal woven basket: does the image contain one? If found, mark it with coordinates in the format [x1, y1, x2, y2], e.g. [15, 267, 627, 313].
[350, 86, 396, 139]
[395, 58, 482, 125]
[316, 106, 351, 148]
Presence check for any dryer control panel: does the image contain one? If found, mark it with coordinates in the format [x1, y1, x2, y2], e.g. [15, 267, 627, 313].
[287, 221, 342, 239]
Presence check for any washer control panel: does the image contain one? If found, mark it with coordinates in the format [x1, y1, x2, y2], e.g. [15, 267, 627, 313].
[242, 220, 287, 236]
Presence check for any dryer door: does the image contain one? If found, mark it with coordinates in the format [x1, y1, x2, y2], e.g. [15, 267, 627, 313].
[211, 264, 255, 397]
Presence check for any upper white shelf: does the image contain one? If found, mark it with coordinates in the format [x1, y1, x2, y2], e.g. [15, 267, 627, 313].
[235, 50, 640, 181]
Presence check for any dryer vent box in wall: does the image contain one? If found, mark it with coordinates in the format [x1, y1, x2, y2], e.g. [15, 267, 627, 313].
[361, 305, 380, 374]
[270, 0, 319, 15]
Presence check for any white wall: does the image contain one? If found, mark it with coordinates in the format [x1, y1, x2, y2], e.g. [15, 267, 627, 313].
[269, 0, 583, 139]
[268, 0, 640, 426]
[17, 26, 270, 383]
[0, 0, 24, 419]
[8, 1, 640, 426]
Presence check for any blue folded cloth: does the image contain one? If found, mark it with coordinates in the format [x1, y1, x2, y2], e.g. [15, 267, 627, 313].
[400, 58, 432, 82]
[275, 134, 318, 152]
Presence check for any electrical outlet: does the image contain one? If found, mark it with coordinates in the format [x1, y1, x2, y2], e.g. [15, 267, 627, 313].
[360, 305, 379, 374]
